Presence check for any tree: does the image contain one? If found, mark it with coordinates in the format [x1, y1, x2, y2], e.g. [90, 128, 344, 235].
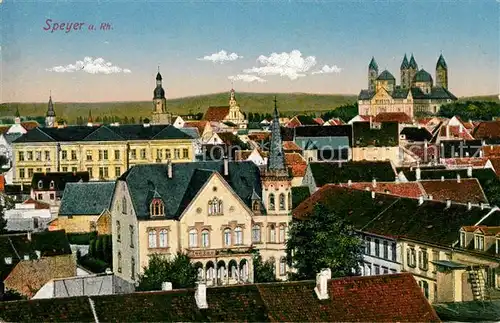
[130, 117, 136, 124]
[89, 238, 96, 258]
[320, 103, 358, 123]
[137, 252, 197, 291]
[286, 204, 364, 280]
[253, 251, 278, 283]
[0, 202, 6, 233]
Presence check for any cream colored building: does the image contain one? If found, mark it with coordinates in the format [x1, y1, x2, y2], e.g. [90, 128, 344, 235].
[203, 89, 248, 129]
[11, 123, 195, 185]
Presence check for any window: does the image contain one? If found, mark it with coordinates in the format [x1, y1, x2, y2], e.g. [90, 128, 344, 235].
[407, 247, 417, 267]
[99, 167, 108, 178]
[182, 148, 189, 159]
[156, 149, 163, 160]
[460, 231, 466, 247]
[269, 224, 276, 243]
[288, 192, 292, 210]
[148, 230, 157, 248]
[117, 252, 122, 273]
[115, 167, 121, 177]
[18, 151, 24, 161]
[62, 166, 68, 172]
[19, 168, 25, 178]
[159, 229, 168, 248]
[432, 251, 439, 273]
[365, 237, 372, 255]
[72, 167, 77, 173]
[279, 225, 285, 243]
[130, 149, 137, 160]
[252, 225, 261, 243]
[174, 149, 180, 159]
[140, 149, 147, 160]
[45, 167, 50, 173]
[35, 151, 41, 161]
[129, 225, 134, 248]
[189, 229, 198, 247]
[27, 168, 34, 178]
[391, 242, 397, 261]
[122, 197, 127, 214]
[390, 269, 397, 274]
[116, 221, 121, 242]
[475, 234, 484, 251]
[37, 180, 43, 189]
[165, 149, 171, 159]
[49, 193, 55, 200]
[234, 227, 243, 245]
[224, 228, 232, 246]
[49, 180, 55, 189]
[150, 199, 164, 216]
[131, 257, 135, 280]
[114, 150, 120, 160]
[383, 241, 389, 259]
[419, 280, 429, 299]
[37, 193, 42, 200]
[86, 150, 92, 161]
[87, 167, 93, 178]
[45, 151, 50, 161]
[252, 201, 260, 212]
[268, 194, 275, 211]
[375, 239, 380, 257]
[382, 266, 389, 274]
[374, 264, 380, 275]
[279, 257, 287, 276]
[279, 193, 285, 210]
[61, 150, 67, 160]
[104, 150, 108, 160]
[27, 151, 33, 161]
[201, 230, 209, 247]
[71, 150, 77, 160]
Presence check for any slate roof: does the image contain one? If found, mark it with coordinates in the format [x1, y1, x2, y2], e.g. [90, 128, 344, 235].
[391, 87, 410, 99]
[295, 137, 350, 151]
[184, 121, 209, 135]
[204, 106, 230, 122]
[3, 132, 23, 144]
[307, 161, 396, 187]
[401, 127, 433, 142]
[293, 185, 496, 247]
[419, 178, 488, 204]
[0, 273, 439, 322]
[358, 89, 375, 100]
[31, 172, 90, 191]
[13, 124, 193, 143]
[414, 69, 433, 83]
[368, 57, 378, 70]
[436, 54, 447, 69]
[353, 121, 399, 147]
[293, 124, 353, 145]
[0, 230, 71, 281]
[374, 112, 412, 124]
[410, 87, 457, 100]
[377, 70, 395, 81]
[401, 54, 409, 69]
[440, 140, 482, 158]
[58, 182, 116, 216]
[120, 161, 262, 219]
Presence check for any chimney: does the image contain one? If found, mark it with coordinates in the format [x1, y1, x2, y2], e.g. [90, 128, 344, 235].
[371, 191, 376, 199]
[418, 196, 424, 205]
[372, 178, 377, 188]
[195, 283, 208, 309]
[347, 179, 352, 187]
[446, 199, 451, 208]
[457, 174, 461, 183]
[223, 157, 229, 176]
[314, 268, 331, 300]
[167, 160, 172, 179]
[27, 231, 32, 241]
[467, 202, 472, 210]
[415, 167, 421, 181]
[467, 166, 473, 177]
[35, 250, 41, 259]
[162, 282, 173, 291]
[428, 195, 433, 200]
[441, 176, 445, 182]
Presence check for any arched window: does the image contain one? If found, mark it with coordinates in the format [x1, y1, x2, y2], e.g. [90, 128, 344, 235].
[269, 194, 275, 211]
[279, 225, 285, 243]
[122, 197, 127, 214]
[148, 230, 157, 248]
[279, 257, 287, 276]
[117, 252, 122, 273]
[288, 192, 292, 210]
[201, 230, 210, 247]
[208, 198, 223, 215]
[279, 193, 285, 210]
[213, 198, 219, 214]
[269, 224, 276, 243]
[208, 200, 213, 215]
[252, 225, 261, 243]
[49, 180, 55, 189]
[252, 201, 260, 212]
[150, 199, 164, 216]
[37, 180, 43, 189]
[218, 200, 223, 214]
[189, 229, 198, 247]
[131, 257, 135, 280]
[234, 227, 243, 245]
[159, 229, 168, 248]
[224, 228, 231, 246]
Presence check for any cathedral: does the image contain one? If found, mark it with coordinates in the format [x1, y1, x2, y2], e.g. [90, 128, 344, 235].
[358, 54, 457, 117]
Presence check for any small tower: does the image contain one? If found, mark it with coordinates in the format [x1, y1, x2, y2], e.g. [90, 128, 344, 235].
[14, 107, 21, 125]
[261, 97, 292, 215]
[151, 67, 171, 125]
[45, 95, 56, 128]
[408, 54, 418, 87]
[228, 88, 240, 121]
[436, 54, 448, 89]
[368, 57, 379, 92]
[87, 109, 93, 127]
[400, 54, 410, 89]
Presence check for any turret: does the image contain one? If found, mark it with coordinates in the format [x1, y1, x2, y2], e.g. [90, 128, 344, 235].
[408, 54, 418, 87]
[151, 67, 170, 125]
[45, 95, 56, 128]
[400, 54, 410, 89]
[436, 54, 448, 89]
[368, 57, 379, 92]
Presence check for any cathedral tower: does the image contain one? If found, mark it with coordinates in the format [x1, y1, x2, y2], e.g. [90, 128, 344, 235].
[368, 57, 379, 92]
[408, 54, 418, 87]
[400, 54, 410, 89]
[261, 97, 292, 215]
[45, 95, 56, 128]
[436, 54, 448, 89]
[151, 68, 171, 125]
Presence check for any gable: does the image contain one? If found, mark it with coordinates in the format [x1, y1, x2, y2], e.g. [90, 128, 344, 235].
[83, 126, 124, 141]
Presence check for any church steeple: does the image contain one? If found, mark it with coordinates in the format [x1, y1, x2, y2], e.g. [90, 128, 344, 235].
[435, 54, 448, 89]
[151, 67, 170, 125]
[45, 94, 56, 128]
[267, 97, 286, 173]
[368, 57, 379, 92]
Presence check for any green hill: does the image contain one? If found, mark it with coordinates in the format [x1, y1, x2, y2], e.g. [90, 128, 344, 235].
[459, 94, 499, 102]
[0, 92, 357, 124]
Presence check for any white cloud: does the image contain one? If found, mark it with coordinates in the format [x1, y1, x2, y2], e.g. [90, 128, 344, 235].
[46, 56, 132, 74]
[197, 50, 243, 63]
[228, 74, 267, 83]
[243, 50, 316, 80]
[312, 64, 342, 75]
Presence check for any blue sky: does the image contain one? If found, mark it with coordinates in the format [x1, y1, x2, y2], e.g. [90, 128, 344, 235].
[1, 0, 498, 102]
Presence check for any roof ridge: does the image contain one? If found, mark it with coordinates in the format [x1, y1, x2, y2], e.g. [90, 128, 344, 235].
[34, 127, 56, 141]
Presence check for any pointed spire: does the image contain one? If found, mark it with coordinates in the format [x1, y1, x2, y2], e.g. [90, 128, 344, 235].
[436, 54, 447, 69]
[88, 109, 93, 123]
[409, 54, 418, 69]
[15, 107, 20, 118]
[267, 96, 286, 172]
[46, 95, 56, 117]
[369, 57, 378, 70]
[400, 54, 409, 69]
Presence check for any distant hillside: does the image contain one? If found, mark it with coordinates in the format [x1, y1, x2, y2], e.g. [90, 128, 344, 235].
[459, 94, 499, 102]
[0, 92, 357, 124]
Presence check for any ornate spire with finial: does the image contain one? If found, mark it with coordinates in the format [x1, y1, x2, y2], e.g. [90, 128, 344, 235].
[46, 94, 56, 117]
[267, 96, 286, 172]
[15, 107, 20, 118]
[88, 109, 93, 123]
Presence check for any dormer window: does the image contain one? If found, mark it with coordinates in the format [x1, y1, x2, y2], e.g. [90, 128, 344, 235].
[150, 198, 165, 217]
[49, 180, 55, 189]
[496, 238, 499, 254]
[37, 180, 43, 189]
[474, 234, 484, 251]
[252, 200, 260, 212]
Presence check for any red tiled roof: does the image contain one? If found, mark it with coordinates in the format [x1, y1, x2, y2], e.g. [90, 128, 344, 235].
[473, 121, 500, 140]
[337, 182, 424, 198]
[285, 153, 307, 177]
[439, 125, 474, 140]
[419, 178, 488, 204]
[21, 121, 40, 131]
[488, 157, 500, 176]
[373, 112, 412, 124]
[248, 132, 270, 142]
[455, 116, 474, 130]
[184, 121, 208, 135]
[283, 141, 302, 152]
[313, 117, 324, 125]
[286, 117, 302, 128]
[444, 157, 489, 167]
[0, 126, 10, 134]
[461, 225, 500, 236]
[324, 118, 345, 126]
[483, 145, 500, 158]
[204, 106, 230, 122]
[0, 174, 4, 192]
[22, 198, 51, 209]
[404, 144, 440, 162]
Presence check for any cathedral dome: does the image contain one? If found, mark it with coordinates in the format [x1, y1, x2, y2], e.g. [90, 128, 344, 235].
[377, 70, 395, 81]
[414, 69, 433, 83]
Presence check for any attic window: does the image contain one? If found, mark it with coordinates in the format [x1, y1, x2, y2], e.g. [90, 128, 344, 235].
[24, 255, 30, 261]
[253, 201, 260, 211]
[37, 180, 43, 189]
[474, 234, 484, 251]
[150, 199, 165, 217]
[49, 180, 55, 189]
[4, 257, 12, 265]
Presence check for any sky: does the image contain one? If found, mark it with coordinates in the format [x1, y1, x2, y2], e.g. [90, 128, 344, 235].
[1, 0, 499, 102]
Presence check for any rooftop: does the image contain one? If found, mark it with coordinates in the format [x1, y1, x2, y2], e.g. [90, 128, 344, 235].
[58, 181, 116, 216]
